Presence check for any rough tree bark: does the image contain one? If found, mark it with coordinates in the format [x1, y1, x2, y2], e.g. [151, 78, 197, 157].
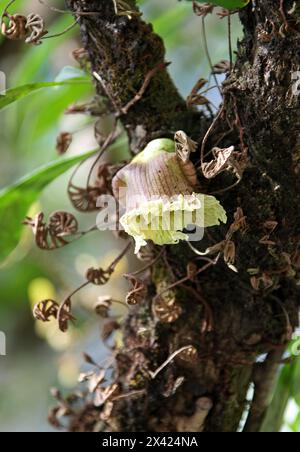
[65, 0, 300, 432]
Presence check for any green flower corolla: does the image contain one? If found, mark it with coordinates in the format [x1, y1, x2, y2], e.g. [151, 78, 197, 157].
[112, 139, 227, 254]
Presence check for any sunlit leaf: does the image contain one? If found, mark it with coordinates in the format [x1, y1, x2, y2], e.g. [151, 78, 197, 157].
[0, 79, 89, 111]
[183, 0, 249, 9]
[0, 149, 97, 263]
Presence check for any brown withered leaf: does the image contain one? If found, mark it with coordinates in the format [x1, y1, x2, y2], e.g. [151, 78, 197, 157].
[192, 2, 214, 17]
[88, 371, 106, 393]
[24, 211, 78, 250]
[233, 207, 247, 233]
[56, 132, 72, 155]
[83, 353, 100, 367]
[224, 240, 236, 265]
[186, 78, 208, 108]
[212, 60, 231, 75]
[175, 131, 198, 163]
[94, 384, 119, 408]
[48, 406, 63, 429]
[178, 345, 198, 363]
[101, 320, 120, 342]
[33, 299, 59, 323]
[72, 47, 89, 69]
[153, 296, 182, 324]
[1, 14, 27, 40]
[124, 274, 147, 305]
[94, 296, 113, 318]
[202, 146, 235, 179]
[25, 13, 48, 45]
[86, 267, 113, 286]
[57, 298, 76, 333]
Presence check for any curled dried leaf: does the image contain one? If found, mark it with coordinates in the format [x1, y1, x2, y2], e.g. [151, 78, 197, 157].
[72, 47, 89, 69]
[33, 299, 59, 322]
[57, 298, 75, 333]
[153, 296, 182, 324]
[68, 184, 103, 212]
[94, 296, 113, 318]
[212, 60, 231, 75]
[175, 131, 198, 163]
[202, 146, 235, 179]
[68, 164, 112, 212]
[250, 273, 274, 291]
[24, 211, 78, 250]
[233, 207, 247, 233]
[124, 274, 147, 305]
[56, 132, 72, 155]
[49, 211, 78, 236]
[94, 384, 119, 408]
[179, 345, 198, 363]
[186, 78, 209, 108]
[86, 267, 113, 286]
[25, 13, 47, 45]
[1, 13, 27, 40]
[224, 240, 236, 265]
[88, 370, 106, 393]
[48, 406, 64, 429]
[192, 2, 214, 17]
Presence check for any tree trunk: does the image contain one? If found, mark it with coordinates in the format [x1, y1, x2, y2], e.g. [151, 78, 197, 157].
[65, 0, 300, 432]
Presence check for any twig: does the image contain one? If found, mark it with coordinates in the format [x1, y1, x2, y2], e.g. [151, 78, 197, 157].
[130, 248, 165, 277]
[119, 62, 169, 116]
[279, 0, 300, 37]
[149, 346, 193, 379]
[86, 118, 119, 187]
[1, 0, 15, 26]
[112, 389, 146, 402]
[108, 242, 132, 272]
[198, 105, 224, 169]
[41, 19, 78, 40]
[201, 16, 221, 96]
[182, 283, 214, 332]
[57, 242, 131, 331]
[153, 260, 216, 304]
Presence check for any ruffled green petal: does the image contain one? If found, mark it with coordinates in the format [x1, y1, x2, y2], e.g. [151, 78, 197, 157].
[120, 193, 227, 254]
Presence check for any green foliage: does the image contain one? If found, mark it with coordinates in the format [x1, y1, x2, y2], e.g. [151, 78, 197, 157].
[0, 149, 97, 264]
[184, 0, 250, 9]
[0, 79, 89, 111]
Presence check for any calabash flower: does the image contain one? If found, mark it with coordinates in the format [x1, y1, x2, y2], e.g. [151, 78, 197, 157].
[112, 139, 227, 253]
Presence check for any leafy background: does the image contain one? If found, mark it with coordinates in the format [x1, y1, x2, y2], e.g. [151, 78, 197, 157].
[0, 0, 299, 432]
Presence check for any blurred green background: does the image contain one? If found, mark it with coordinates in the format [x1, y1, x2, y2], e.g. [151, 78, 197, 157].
[0, 0, 299, 432]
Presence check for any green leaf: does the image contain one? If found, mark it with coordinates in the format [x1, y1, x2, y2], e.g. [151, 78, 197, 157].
[0, 79, 89, 111]
[0, 149, 97, 263]
[184, 0, 249, 9]
[54, 66, 88, 83]
[261, 363, 295, 432]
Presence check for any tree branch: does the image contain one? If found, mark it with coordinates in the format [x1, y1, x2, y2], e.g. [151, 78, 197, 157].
[66, 0, 201, 152]
[64, 0, 300, 433]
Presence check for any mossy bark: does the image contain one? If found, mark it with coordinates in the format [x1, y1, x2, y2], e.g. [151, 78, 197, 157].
[66, 0, 300, 432]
